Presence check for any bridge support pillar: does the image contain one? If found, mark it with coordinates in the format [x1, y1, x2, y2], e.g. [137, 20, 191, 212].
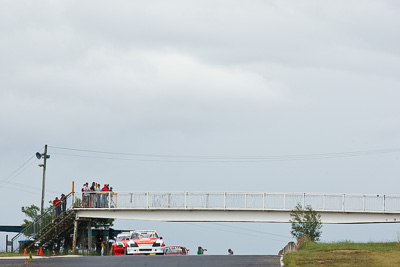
[88, 221, 92, 253]
[72, 220, 78, 254]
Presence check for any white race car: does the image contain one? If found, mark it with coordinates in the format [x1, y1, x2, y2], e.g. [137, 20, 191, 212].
[126, 230, 165, 255]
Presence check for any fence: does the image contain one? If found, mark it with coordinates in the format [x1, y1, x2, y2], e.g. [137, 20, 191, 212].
[79, 192, 117, 208]
[77, 192, 400, 213]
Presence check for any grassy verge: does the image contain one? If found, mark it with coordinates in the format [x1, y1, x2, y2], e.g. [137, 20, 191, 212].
[0, 252, 25, 257]
[0, 250, 101, 257]
[283, 241, 400, 267]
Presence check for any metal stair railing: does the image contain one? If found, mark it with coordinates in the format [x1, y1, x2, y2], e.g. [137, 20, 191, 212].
[11, 192, 74, 252]
[28, 210, 75, 249]
[40, 214, 75, 246]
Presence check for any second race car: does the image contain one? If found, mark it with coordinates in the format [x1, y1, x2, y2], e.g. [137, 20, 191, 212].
[112, 232, 131, 255]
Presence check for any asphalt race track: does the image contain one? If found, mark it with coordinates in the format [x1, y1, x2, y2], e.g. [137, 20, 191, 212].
[0, 255, 281, 267]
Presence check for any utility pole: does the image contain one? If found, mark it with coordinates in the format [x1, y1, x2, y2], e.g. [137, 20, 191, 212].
[40, 144, 48, 215]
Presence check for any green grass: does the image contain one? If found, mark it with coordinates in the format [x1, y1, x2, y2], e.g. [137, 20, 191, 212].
[0, 250, 101, 257]
[0, 252, 25, 257]
[299, 241, 400, 252]
[283, 241, 400, 267]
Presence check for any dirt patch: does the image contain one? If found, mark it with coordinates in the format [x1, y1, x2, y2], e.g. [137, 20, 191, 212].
[330, 250, 359, 253]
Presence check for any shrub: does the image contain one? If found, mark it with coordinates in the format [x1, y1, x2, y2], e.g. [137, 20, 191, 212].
[290, 203, 322, 242]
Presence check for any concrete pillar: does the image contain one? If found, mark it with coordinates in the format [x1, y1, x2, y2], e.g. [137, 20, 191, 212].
[72, 220, 78, 254]
[88, 221, 92, 253]
[79, 227, 84, 249]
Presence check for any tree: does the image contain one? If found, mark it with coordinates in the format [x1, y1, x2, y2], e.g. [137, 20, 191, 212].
[290, 203, 322, 242]
[21, 204, 54, 239]
[21, 204, 40, 229]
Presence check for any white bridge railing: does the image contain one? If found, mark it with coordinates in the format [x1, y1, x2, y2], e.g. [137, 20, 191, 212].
[75, 192, 400, 213]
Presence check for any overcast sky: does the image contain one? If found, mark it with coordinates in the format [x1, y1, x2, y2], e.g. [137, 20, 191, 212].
[1, 0, 400, 255]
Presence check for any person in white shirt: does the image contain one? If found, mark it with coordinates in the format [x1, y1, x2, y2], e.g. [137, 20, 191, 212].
[82, 182, 90, 207]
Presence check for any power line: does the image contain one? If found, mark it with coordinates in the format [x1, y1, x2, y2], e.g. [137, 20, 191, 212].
[188, 223, 289, 242]
[51, 152, 296, 162]
[2, 181, 64, 195]
[0, 146, 67, 196]
[210, 222, 291, 238]
[0, 146, 44, 188]
[0, 156, 37, 188]
[2, 181, 61, 194]
[49, 146, 400, 162]
[2, 185, 44, 196]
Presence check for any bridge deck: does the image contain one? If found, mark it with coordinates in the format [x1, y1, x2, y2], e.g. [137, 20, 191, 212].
[73, 191, 400, 224]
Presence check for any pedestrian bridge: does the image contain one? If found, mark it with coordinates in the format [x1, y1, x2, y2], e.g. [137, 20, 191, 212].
[73, 191, 400, 224]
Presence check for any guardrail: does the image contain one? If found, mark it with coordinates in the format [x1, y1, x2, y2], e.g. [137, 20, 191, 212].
[79, 192, 117, 208]
[75, 192, 400, 213]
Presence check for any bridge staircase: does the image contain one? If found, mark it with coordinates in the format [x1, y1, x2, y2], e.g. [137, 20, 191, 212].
[27, 210, 75, 249]
[11, 192, 76, 252]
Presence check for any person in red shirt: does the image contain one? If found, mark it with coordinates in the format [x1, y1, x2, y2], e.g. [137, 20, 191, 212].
[101, 184, 109, 208]
[101, 184, 109, 192]
[53, 197, 61, 217]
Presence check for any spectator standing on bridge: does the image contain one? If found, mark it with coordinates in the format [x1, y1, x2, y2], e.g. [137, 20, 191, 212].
[60, 193, 67, 215]
[81, 184, 85, 206]
[109, 186, 114, 207]
[101, 184, 109, 208]
[90, 182, 96, 191]
[96, 183, 101, 208]
[53, 197, 61, 218]
[228, 249, 234, 255]
[90, 182, 96, 207]
[82, 182, 90, 207]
